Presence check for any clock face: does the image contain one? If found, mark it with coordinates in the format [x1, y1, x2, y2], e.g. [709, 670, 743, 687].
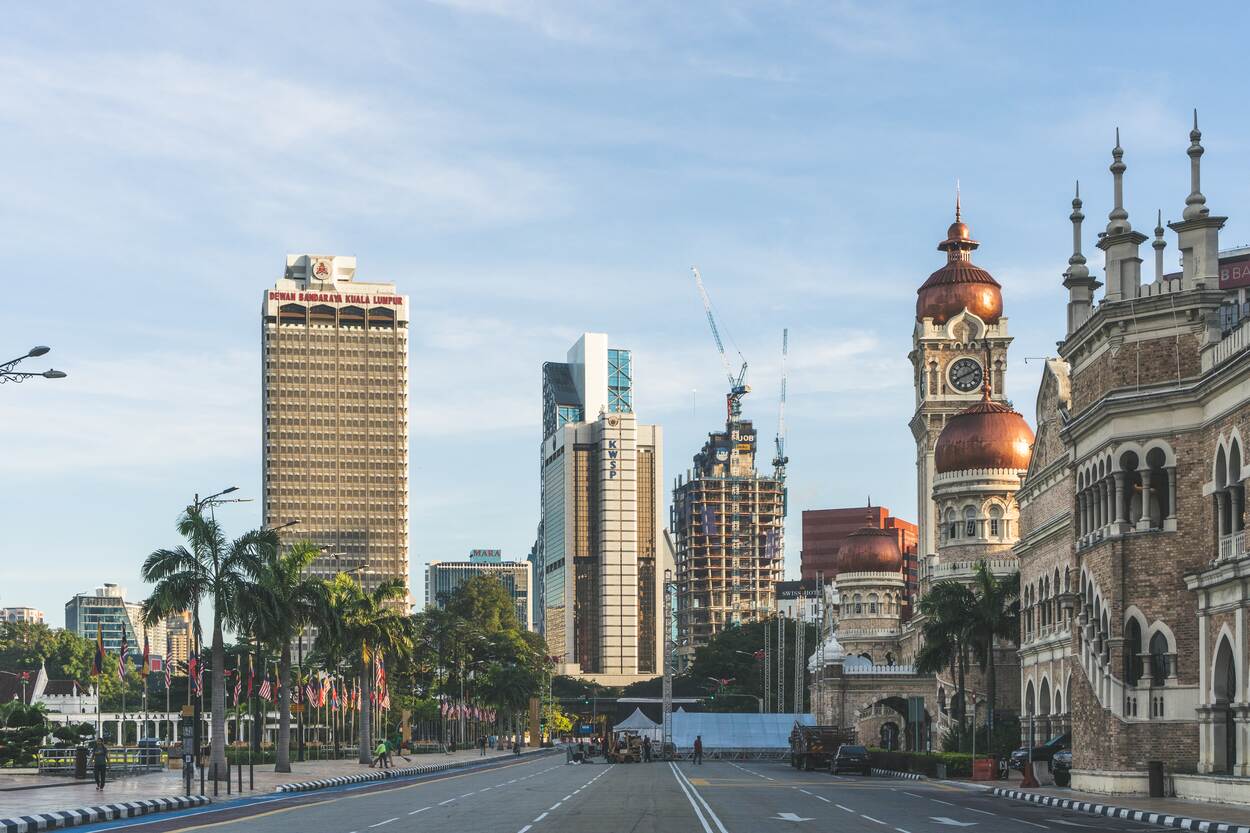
[948, 358, 983, 393]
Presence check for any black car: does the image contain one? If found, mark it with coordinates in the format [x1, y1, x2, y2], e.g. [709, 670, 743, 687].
[830, 744, 870, 776]
[1051, 749, 1072, 786]
[1009, 732, 1070, 771]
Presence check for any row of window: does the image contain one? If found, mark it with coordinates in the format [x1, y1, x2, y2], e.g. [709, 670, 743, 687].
[942, 504, 1008, 542]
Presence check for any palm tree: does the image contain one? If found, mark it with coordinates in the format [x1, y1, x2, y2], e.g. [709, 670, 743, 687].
[915, 580, 976, 735]
[142, 509, 273, 779]
[242, 541, 326, 773]
[312, 575, 411, 764]
[968, 562, 1020, 733]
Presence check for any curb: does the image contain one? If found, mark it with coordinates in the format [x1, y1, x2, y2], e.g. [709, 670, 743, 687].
[992, 787, 1250, 833]
[869, 768, 925, 781]
[275, 749, 557, 794]
[0, 795, 210, 833]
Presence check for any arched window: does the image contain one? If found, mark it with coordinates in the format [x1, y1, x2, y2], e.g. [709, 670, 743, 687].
[945, 507, 958, 541]
[368, 307, 396, 329]
[989, 505, 1003, 538]
[964, 506, 977, 538]
[279, 303, 307, 324]
[309, 304, 336, 325]
[854, 594, 863, 615]
[339, 305, 366, 328]
[1124, 618, 1143, 685]
[868, 593, 879, 614]
[1150, 632, 1170, 686]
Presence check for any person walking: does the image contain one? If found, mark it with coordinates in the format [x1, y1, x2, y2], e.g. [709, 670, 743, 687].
[642, 736, 652, 763]
[479, 734, 487, 756]
[693, 735, 704, 765]
[92, 740, 109, 790]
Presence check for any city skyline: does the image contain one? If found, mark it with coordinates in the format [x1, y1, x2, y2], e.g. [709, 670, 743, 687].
[7, 3, 1250, 626]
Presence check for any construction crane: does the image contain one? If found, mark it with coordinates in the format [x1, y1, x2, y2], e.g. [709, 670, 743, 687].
[772, 328, 789, 483]
[690, 266, 750, 422]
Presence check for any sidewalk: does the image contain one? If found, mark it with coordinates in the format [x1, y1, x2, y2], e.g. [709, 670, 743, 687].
[0, 747, 516, 819]
[987, 772, 1250, 832]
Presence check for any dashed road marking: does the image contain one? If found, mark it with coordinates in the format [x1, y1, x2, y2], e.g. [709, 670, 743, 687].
[931, 798, 955, 806]
[408, 807, 430, 815]
[815, 795, 831, 803]
[533, 812, 548, 822]
[862, 816, 886, 825]
[438, 798, 456, 805]
[368, 819, 398, 828]
[836, 804, 855, 813]
[549, 803, 561, 810]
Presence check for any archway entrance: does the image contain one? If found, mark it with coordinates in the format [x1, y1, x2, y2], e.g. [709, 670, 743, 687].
[1214, 637, 1237, 774]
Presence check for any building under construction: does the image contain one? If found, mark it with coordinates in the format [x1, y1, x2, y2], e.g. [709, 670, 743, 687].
[671, 417, 785, 663]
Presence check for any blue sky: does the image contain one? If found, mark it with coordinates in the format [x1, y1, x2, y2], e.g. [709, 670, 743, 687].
[5, 2, 1250, 627]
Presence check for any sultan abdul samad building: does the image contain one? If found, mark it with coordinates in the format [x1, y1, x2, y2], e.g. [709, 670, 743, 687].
[813, 201, 1034, 749]
[816, 114, 1250, 802]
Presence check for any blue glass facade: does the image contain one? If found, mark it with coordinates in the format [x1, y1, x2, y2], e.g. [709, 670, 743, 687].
[608, 348, 633, 413]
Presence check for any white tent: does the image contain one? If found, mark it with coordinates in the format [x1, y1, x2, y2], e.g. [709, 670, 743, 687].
[614, 707, 661, 741]
[671, 712, 814, 751]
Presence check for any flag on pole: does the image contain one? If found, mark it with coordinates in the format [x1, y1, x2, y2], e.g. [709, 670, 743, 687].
[305, 678, 316, 706]
[91, 624, 104, 677]
[164, 657, 173, 689]
[259, 669, 272, 702]
[189, 653, 201, 695]
[142, 632, 151, 677]
[233, 662, 243, 705]
[330, 680, 340, 711]
[247, 656, 255, 698]
[118, 631, 129, 681]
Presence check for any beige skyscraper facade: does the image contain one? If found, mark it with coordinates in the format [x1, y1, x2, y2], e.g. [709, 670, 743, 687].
[262, 255, 411, 643]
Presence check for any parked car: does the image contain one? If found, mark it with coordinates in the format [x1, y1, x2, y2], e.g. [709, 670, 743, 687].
[1009, 732, 1070, 771]
[830, 744, 871, 776]
[1051, 749, 1072, 786]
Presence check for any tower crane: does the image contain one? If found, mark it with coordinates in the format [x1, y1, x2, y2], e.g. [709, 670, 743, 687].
[690, 266, 750, 422]
[772, 328, 789, 483]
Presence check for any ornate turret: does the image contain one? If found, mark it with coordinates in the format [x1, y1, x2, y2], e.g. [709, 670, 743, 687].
[1063, 181, 1101, 336]
[1098, 130, 1148, 302]
[916, 195, 1003, 325]
[1168, 110, 1226, 290]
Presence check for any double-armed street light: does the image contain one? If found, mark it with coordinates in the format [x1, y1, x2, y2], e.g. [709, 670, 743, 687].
[1, 345, 67, 384]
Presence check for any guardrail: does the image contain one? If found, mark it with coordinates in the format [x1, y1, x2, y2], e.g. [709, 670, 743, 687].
[37, 746, 168, 776]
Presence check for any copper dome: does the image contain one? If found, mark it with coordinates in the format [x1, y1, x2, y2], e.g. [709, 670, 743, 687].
[934, 396, 1034, 474]
[838, 524, 903, 574]
[916, 210, 1003, 325]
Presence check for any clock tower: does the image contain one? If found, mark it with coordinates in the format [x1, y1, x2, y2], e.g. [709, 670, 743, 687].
[908, 202, 1013, 560]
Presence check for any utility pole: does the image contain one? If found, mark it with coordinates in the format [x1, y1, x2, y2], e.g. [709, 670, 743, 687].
[662, 569, 675, 759]
[763, 615, 771, 713]
[794, 588, 806, 714]
[776, 614, 785, 712]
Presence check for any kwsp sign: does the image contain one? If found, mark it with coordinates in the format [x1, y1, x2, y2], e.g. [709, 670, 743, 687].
[608, 439, 618, 479]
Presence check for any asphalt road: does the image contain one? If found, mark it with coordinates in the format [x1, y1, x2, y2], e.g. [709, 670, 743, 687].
[74, 753, 1167, 833]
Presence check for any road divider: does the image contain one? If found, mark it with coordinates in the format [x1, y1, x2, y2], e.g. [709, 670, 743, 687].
[0, 794, 210, 833]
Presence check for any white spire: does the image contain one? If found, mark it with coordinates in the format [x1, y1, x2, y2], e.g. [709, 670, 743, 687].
[1107, 128, 1131, 234]
[1183, 109, 1209, 221]
[1067, 180, 1089, 281]
[1153, 209, 1167, 282]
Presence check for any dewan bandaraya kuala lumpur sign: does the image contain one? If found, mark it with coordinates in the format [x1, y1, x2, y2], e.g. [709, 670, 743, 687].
[268, 291, 405, 305]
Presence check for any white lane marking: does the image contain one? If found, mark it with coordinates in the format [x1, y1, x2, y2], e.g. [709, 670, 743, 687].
[439, 798, 456, 805]
[549, 803, 562, 810]
[1015, 820, 1049, 829]
[836, 804, 855, 813]
[669, 762, 714, 833]
[799, 788, 813, 795]
[862, 816, 886, 825]
[482, 787, 492, 791]
[896, 828, 913, 833]
[815, 795, 831, 803]
[460, 793, 475, 798]
[369, 819, 398, 828]
[517, 826, 531, 833]
[902, 792, 923, 798]
[563, 795, 572, 801]
[533, 812, 548, 822]
[931, 798, 955, 806]
[968, 807, 995, 815]
[671, 764, 730, 833]
[408, 807, 430, 815]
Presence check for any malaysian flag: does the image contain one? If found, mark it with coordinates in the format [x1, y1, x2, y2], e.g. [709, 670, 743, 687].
[330, 680, 340, 711]
[701, 505, 718, 536]
[164, 657, 173, 690]
[195, 653, 205, 695]
[233, 662, 243, 705]
[118, 632, 129, 681]
[259, 670, 272, 702]
[142, 633, 150, 677]
[247, 656, 254, 698]
[305, 678, 316, 706]
[92, 625, 104, 678]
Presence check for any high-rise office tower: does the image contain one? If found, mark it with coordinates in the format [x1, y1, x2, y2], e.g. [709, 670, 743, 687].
[535, 333, 671, 685]
[425, 550, 533, 630]
[262, 255, 411, 647]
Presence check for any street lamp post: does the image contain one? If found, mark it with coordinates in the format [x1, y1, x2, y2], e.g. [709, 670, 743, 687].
[0, 345, 67, 384]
